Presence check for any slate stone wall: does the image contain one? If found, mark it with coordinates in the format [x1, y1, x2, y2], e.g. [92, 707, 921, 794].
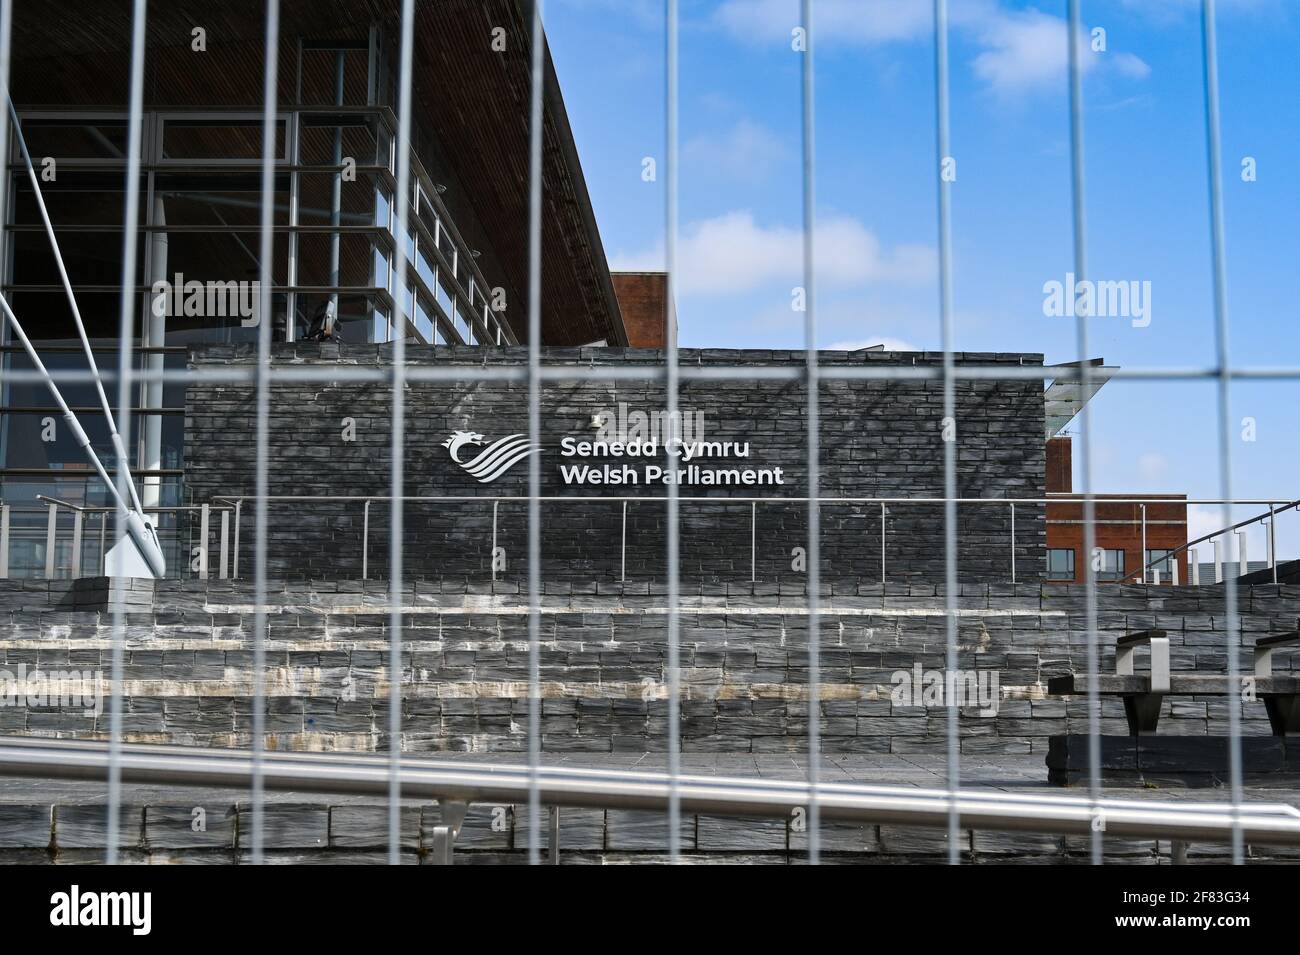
[1, 577, 1293, 756]
[182, 345, 1047, 583]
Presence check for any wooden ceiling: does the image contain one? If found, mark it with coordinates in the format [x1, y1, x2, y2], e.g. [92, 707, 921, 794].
[8, 0, 627, 345]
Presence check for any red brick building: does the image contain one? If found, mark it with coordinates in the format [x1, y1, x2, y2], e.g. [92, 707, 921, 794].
[1045, 436, 1189, 585]
[611, 271, 673, 347]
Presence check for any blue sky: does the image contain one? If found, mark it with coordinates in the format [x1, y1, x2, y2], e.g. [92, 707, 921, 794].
[544, 0, 1299, 559]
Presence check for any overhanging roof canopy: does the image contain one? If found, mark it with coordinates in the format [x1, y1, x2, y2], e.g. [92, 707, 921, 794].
[7, 0, 626, 346]
[1044, 358, 1116, 440]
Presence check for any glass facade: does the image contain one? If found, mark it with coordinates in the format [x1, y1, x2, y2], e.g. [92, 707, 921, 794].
[0, 39, 515, 577]
[1046, 547, 1075, 581]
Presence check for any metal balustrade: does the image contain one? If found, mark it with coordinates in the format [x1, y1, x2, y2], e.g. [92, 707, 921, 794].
[200, 493, 1295, 586]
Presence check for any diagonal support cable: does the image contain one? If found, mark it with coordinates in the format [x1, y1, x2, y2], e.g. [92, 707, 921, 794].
[4, 97, 146, 516]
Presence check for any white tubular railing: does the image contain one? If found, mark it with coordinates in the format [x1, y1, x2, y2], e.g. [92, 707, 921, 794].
[211, 493, 1293, 586]
[0, 498, 238, 581]
[2, 737, 1299, 848]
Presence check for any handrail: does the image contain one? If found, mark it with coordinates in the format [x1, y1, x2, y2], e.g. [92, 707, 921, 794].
[206, 493, 1295, 586]
[36, 494, 234, 514]
[1, 737, 1298, 847]
[1126, 497, 1300, 585]
[213, 494, 1283, 505]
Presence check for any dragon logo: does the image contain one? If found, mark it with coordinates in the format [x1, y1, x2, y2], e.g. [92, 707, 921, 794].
[442, 430, 543, 483]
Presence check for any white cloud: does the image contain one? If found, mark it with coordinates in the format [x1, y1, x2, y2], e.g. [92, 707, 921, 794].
[971, 8, 1150, 96]
[713, 0, 1151, 97]
[609, 210, 934, 295]
[714, 0, 932, 46]
[682, 119, 789, 185]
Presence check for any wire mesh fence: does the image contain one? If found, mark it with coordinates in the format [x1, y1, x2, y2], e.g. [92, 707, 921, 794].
[0, 0, 1289, 867]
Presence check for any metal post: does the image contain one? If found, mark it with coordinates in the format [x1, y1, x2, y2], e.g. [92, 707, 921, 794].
[1269, 505, 1277, 584]
[1213, 538, 1223, 584]
[880, 502, 886, 585]
[1171, 554, 1180, 586]
[0, 504, 8, 578]
[1140, 503, 1147, 584]
[71, 510, 83, 578]
[429, 801, 467, 866]
[362, 499, 370, 580]
[44, 502, 57, 579]
[99, 512, 107, 575]
[1236, 530, 1248, 580]
[1190, 547, 1200, 586]
[199, 502, 210, 580]
[219, 510, 230, 580]
[1171, 839, 1188, 865]
[429, 825, 454, 865]
[620, 500, 627, 581]
[491, 500, 498, 582]
[1009, 502, 1016, 584]
[233, 499, 242, 579]
[750, 501, 756, 582]
[548, 805, 560, 865]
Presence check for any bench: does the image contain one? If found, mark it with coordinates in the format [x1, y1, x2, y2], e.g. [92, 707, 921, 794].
[1048, 628, 1300, 735]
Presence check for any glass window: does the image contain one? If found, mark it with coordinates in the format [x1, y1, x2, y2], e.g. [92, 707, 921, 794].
[1146, 549, 1176, 582]
[160, 118, 287, 162]
[1047, 548, 1075, 581]
[434, 275, 454, 323]
[297, 115, 384, 166]
[1097, 548, 1126, 581]
[414, 296, 434, 343]
[295, 171, 386, 227]
[415, 242, 436, 292]
[153, 171, 288, 226]
[13, 119, 129, 162]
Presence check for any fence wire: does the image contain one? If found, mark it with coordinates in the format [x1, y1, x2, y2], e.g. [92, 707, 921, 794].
[0, 0, 1267, 866]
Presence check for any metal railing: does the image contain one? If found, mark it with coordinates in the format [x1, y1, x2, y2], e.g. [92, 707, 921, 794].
[2, 737, 1299, 864]
[0, 496, 237, 580]
[1128, 498, 1300, 586]
[209, 492, 1294, 585]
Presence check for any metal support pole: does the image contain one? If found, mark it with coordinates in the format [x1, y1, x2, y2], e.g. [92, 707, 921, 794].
[1213, 538, 1223, 584]
[1171, 839, 1188, 865]
[0, 505, 8, 579]
[219, 510, 230, 580]
[491, 500, 498, 582]
[880, 502, 887, 585]
[99, 512, 107, 575]
[1237, 530, 1248, 580]
[362, 499, 370, 580]
[548, 805, 560, 865]
[1140, 503, 1147, 584]
[429, 825, 454, 865]
[199, 502, 210, 580]
[621, 500, 627, 581]
[428, 801, 468, 866]
[1268, 504, 1277, 584]
[1189, 547, 1200, 586]
[71, 510, 83, 578]
[44, 503, 57, 579]
[1009, 502, 1016, 584]
[233, 500, 242, 579]
[750, 501, 756, 582]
